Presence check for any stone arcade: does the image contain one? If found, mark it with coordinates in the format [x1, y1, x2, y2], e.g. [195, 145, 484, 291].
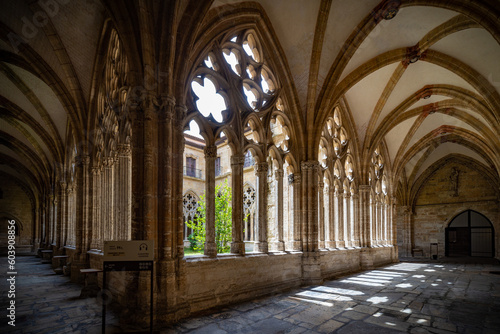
[0, 0, 499, 329]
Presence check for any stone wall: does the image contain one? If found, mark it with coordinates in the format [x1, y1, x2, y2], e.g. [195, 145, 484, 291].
[185, 247, 395, 315]
[0, 175, 34, 249]
[411, 161, 499, 259]
[185, 253, 302, 313]
[320, 248, 361, 279]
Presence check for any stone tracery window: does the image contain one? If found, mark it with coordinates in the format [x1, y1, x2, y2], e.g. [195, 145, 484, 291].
[370, 145, 389, 245]
[243, 184, 256, 241]
[318, 106, 357, 249]
[183, 192, 200, 242]
[187, 28, 289, 255]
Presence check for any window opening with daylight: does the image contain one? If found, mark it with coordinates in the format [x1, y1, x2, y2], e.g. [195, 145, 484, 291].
[184, 28, 295, 256]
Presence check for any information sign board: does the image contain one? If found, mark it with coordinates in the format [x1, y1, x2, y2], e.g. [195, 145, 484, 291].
[103, 240, 153, 261]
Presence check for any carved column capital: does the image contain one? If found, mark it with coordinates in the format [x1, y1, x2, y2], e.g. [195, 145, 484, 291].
[231, 154, 245, 166]
[359, 184, 371, 193]
[117, 144, 132, 156]
[288, 174, 294, 185]
[91, 167, 101, 176]
[59, 181, 67, 190]
[204, 145, 217, 158]
[174, 104, 187, 131]
[275, 169, 283, 180]
[75, 155, 90, 166]
[301, 160, 319, 172]
[255, 162, 268, 174]
[158, 94, 176, 121]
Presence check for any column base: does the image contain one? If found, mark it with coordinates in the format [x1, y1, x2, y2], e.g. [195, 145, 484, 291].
[270, 241, 285, 252]
[286, 240, 302, 251]
[359, 248, 374, 270]
[301, 252, 322, 285]
[254, 241, 268, 253]
[230, 241, 245, 255]
[70, 261, 87, 284]
[204, 242, 217, 257]
[325, 241, 335, 249]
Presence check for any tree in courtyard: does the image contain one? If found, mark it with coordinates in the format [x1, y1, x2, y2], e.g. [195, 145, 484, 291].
[187, 180, 232, 253]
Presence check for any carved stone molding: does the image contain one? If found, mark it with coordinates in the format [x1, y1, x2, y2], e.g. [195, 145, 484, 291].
[288, 174, 294, 185]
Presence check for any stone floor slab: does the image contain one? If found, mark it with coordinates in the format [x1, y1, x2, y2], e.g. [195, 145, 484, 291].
[2, 257, 500, 333]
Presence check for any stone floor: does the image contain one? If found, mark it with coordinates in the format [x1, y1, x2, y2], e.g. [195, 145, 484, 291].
[2, 256, 500, 333]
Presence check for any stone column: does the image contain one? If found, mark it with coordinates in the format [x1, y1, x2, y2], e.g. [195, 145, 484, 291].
[359, 185, 371, 247]
[117, 145, 132, 240]
[300, 161, 321, 285]
[52, 195, 57, 246]
[231, 154, 245, 254]
[142, 96, 158, 244]
[56, 182, 66, 250]
[90, 167, 100, 249]
[352, 192, 360, 247]
[63, 186, 71, 246]
[287, 174, 301, 250]
[75, 155, 90, 255]
[72, 155, 90, 283]
[318, 181, 325, 249]
[113, 153, 119, 242]
[254, 162, 269, 253]
[343, 191, 351, 248]
[301, 161, 319, 252]
[391, 197, 397, 247]
[104, 157, 114, 242]
[326, 185, 336, 249]
[174, 105, 186, 258]
[204, 145, 217, 257]
[46, 194, 53, 247]
[335, 189, 344, 248]
[158, 98, 175, 260]
[373, 199, 379, 246]
[383, 201, 388, 245]
[324, 184, 331, 249]
[402, 206, 413, 257]
[274, 169, 285, 251]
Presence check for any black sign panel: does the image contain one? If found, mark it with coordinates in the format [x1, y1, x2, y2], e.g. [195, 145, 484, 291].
[103, 261, 153, 272]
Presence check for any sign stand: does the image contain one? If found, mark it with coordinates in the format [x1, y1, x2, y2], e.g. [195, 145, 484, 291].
[102, 241, 154, 334]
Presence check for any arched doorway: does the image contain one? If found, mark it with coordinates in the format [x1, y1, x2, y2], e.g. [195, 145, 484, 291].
[445, 210, 494, 257]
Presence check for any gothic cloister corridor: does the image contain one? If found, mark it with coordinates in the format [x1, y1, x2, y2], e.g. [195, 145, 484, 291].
[1, 255, 500, 333]
[1, 0, 499, 331]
